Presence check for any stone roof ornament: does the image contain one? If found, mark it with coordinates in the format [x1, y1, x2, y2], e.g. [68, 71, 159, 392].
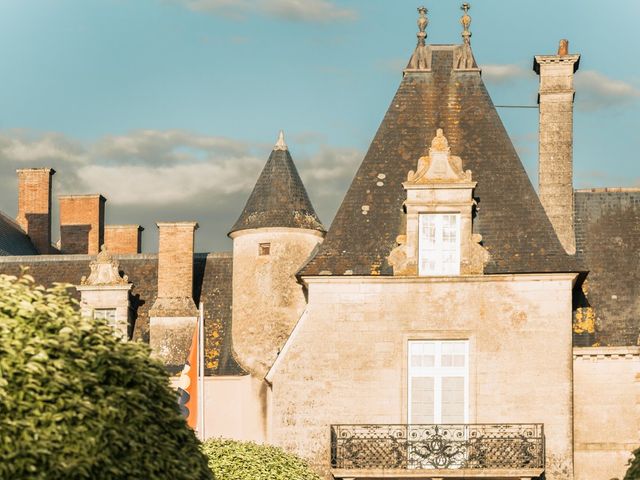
[274, 130, 288, 151]
[558, 39, 569, 56]
[454, 2, 477, 70]
[406, 128, 473, 184]
[460, 3, 472, 44]
[80, 245, 129, 286]
[407, 6, 432, 71]
[417, 6, 428, 46]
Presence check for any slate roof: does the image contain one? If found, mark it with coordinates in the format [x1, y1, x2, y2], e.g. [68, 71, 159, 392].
[229, 140, 325, 235]
[301, 45, 581, 276]
[0, 210, 38, 256]
[0, 252, 245, 376]
[574, 189, 640, 346]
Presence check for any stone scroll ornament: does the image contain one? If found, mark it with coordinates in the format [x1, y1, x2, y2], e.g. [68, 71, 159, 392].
[80, 245, 128, 286]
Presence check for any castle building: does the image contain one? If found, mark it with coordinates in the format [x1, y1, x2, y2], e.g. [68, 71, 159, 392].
[0, 7, 639, 480]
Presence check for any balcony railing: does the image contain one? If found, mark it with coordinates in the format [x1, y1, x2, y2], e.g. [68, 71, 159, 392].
[330, 424, 544, 471]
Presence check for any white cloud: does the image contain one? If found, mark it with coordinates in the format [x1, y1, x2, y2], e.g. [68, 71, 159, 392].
[575, 70, 640, 111]
[0, 131, 86, 164]
[481, 64, 531, 84]
[171, 0, 356, 22]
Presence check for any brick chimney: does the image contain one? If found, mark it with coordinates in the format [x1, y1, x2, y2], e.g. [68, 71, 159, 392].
[16, 168, 55, 254]
[534, 39, 580, 255]
[59, 194, 106, 255]
[104, 225, 144, 254]
[149, 222, 199, 367]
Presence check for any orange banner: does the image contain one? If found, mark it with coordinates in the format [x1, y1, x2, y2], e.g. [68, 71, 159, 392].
[177, 324, 198, 429]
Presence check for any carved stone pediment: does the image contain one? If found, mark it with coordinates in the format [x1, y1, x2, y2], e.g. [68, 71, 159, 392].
[81, 245, 129, 286]
[388, 128, 489, 276]
[406, 129, 473, 184]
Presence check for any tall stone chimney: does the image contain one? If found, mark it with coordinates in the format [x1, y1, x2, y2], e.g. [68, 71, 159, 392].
[149, 222, 199, 368]
[16, 168, 55, 254]
[59, 194, 106, 255]
[534, 39, 580, 254]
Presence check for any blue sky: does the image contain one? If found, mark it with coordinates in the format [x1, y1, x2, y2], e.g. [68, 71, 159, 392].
[0, 0, 638, 252]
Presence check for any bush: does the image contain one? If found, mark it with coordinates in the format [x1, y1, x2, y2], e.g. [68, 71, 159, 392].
[202, 439, 321, 480]
[625, 447, 640, 480]
[0, 274, 213, 480]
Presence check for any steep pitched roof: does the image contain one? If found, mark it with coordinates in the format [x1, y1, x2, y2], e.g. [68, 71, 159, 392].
[229, 132, 324, 235]
[0, 210, 38, 256]
[301, 45, 581, 276]
[574, 189, 640, 346]
[0, 252, 245, 376]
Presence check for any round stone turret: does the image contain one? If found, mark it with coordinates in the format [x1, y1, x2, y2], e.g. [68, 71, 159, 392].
[229, 131, 325, 377]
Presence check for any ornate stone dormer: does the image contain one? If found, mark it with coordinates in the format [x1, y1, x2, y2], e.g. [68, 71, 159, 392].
[76, 245, 133, 340]
[388, 128, 489, 276]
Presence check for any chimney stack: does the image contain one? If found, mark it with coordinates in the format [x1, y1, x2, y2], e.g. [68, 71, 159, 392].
[534, 39, 580, 254]
[16, 168, 55, 254]
[149, 222, 199, 367]
[104, 225, 144, 254]
[59, 194, 106, 255]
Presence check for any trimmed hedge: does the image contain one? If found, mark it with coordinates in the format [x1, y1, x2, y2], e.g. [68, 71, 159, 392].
[0, 274, 213, 480]
[202, 439, 321, 480]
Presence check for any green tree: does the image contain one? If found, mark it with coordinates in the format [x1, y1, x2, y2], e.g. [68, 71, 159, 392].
[202, 439, 321, 480]
[0, 273, 213, 480]
[625, 447, 640, 480]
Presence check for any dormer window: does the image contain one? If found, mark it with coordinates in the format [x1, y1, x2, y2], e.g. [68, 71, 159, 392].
[418, 213, 460, 276]
[388, 129, 489, 276]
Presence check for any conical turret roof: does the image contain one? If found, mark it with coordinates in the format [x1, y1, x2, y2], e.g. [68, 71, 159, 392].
[229, 132, 325, 235]
[301, 41, 581, 276]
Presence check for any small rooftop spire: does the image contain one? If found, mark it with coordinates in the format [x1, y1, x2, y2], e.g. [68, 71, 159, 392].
[416, 6, 428, 46]
[460, 3, 472, 44]
[407, 6, 431, 71]
[274, 130, 288, 151]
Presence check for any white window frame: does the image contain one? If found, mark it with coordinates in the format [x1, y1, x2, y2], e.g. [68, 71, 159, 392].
[418, 213, 461, 276]
[93, 308, 126, 340]
[407, 340, 469, 425]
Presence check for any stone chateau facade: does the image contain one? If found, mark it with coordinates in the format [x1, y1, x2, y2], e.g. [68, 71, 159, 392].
[0, 7, 639, 480]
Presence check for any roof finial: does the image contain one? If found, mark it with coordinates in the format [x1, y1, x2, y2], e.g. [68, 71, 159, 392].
[416, 6, 428, 47]
[274, 130, 288, 151]
[460, 3, 472, 44]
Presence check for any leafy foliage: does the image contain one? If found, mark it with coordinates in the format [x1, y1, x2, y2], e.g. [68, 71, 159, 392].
[0, 273, 213, 480]
[202, 439, 321, 480]
[625, 447, 640, 480]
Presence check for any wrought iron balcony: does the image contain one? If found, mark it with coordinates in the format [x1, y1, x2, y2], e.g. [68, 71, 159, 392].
[330, 424, 544, 472]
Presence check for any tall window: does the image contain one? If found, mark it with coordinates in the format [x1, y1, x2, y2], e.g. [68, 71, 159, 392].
[408, 340, 469, 424]
[418, 213, 460, 276]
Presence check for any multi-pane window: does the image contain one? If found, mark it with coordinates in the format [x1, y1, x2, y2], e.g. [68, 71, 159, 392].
[408, 340, 469, 424]
[93, 308, 126, 340]
[418, 213, 460, 276]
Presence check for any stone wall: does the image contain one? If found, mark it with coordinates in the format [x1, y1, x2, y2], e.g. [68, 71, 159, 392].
[231, 227, 323, 377]
[574, 347, 640, 480]
[269, 274, 576, 479]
